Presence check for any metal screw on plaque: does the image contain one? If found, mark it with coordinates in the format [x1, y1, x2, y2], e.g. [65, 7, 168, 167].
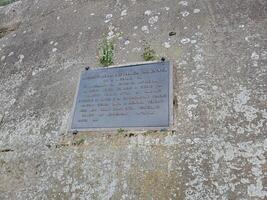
[85, 66, 90, 70]
[161, 57, 166, 62]
[72, 130, 78, 135]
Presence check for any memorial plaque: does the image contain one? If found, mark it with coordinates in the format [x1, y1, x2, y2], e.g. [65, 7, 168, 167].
[70, 61, 173, 131]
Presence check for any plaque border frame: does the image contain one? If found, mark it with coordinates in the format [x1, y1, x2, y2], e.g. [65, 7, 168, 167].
[68, 60, 173, 132]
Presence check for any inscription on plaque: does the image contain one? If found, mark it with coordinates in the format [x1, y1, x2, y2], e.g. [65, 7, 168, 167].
[70, 61, 172, 130]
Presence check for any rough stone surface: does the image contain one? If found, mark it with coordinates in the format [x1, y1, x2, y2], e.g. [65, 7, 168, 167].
[0, 0, 266, 199]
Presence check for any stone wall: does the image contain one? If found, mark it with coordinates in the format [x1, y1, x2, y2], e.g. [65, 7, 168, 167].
[0, 0, 266, 199]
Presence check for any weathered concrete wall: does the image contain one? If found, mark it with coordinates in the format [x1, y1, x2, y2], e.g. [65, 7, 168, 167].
[0, 0, 266, 199]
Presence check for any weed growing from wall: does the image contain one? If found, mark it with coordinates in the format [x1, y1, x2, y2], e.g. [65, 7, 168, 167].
[0, 0, 17, 6]
[142, 45, 157, 61]
[98, 38, 114, 67]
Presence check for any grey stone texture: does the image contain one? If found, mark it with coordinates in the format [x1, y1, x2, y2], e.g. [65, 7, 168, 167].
[0, 0, 266, 199]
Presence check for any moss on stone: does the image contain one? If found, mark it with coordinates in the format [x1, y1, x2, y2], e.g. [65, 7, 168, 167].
[0, 0, 17, 7]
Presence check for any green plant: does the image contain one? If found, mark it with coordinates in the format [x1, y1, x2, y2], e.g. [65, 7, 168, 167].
[0, 0, 17, 6]
[98, 38, 114, 66]
[74, 138, 85, 146]
[142, 45, 157, 61]
[117, 128, 125, 134]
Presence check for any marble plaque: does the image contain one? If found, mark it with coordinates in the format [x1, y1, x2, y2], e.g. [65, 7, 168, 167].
[70, 61, 173, 131]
